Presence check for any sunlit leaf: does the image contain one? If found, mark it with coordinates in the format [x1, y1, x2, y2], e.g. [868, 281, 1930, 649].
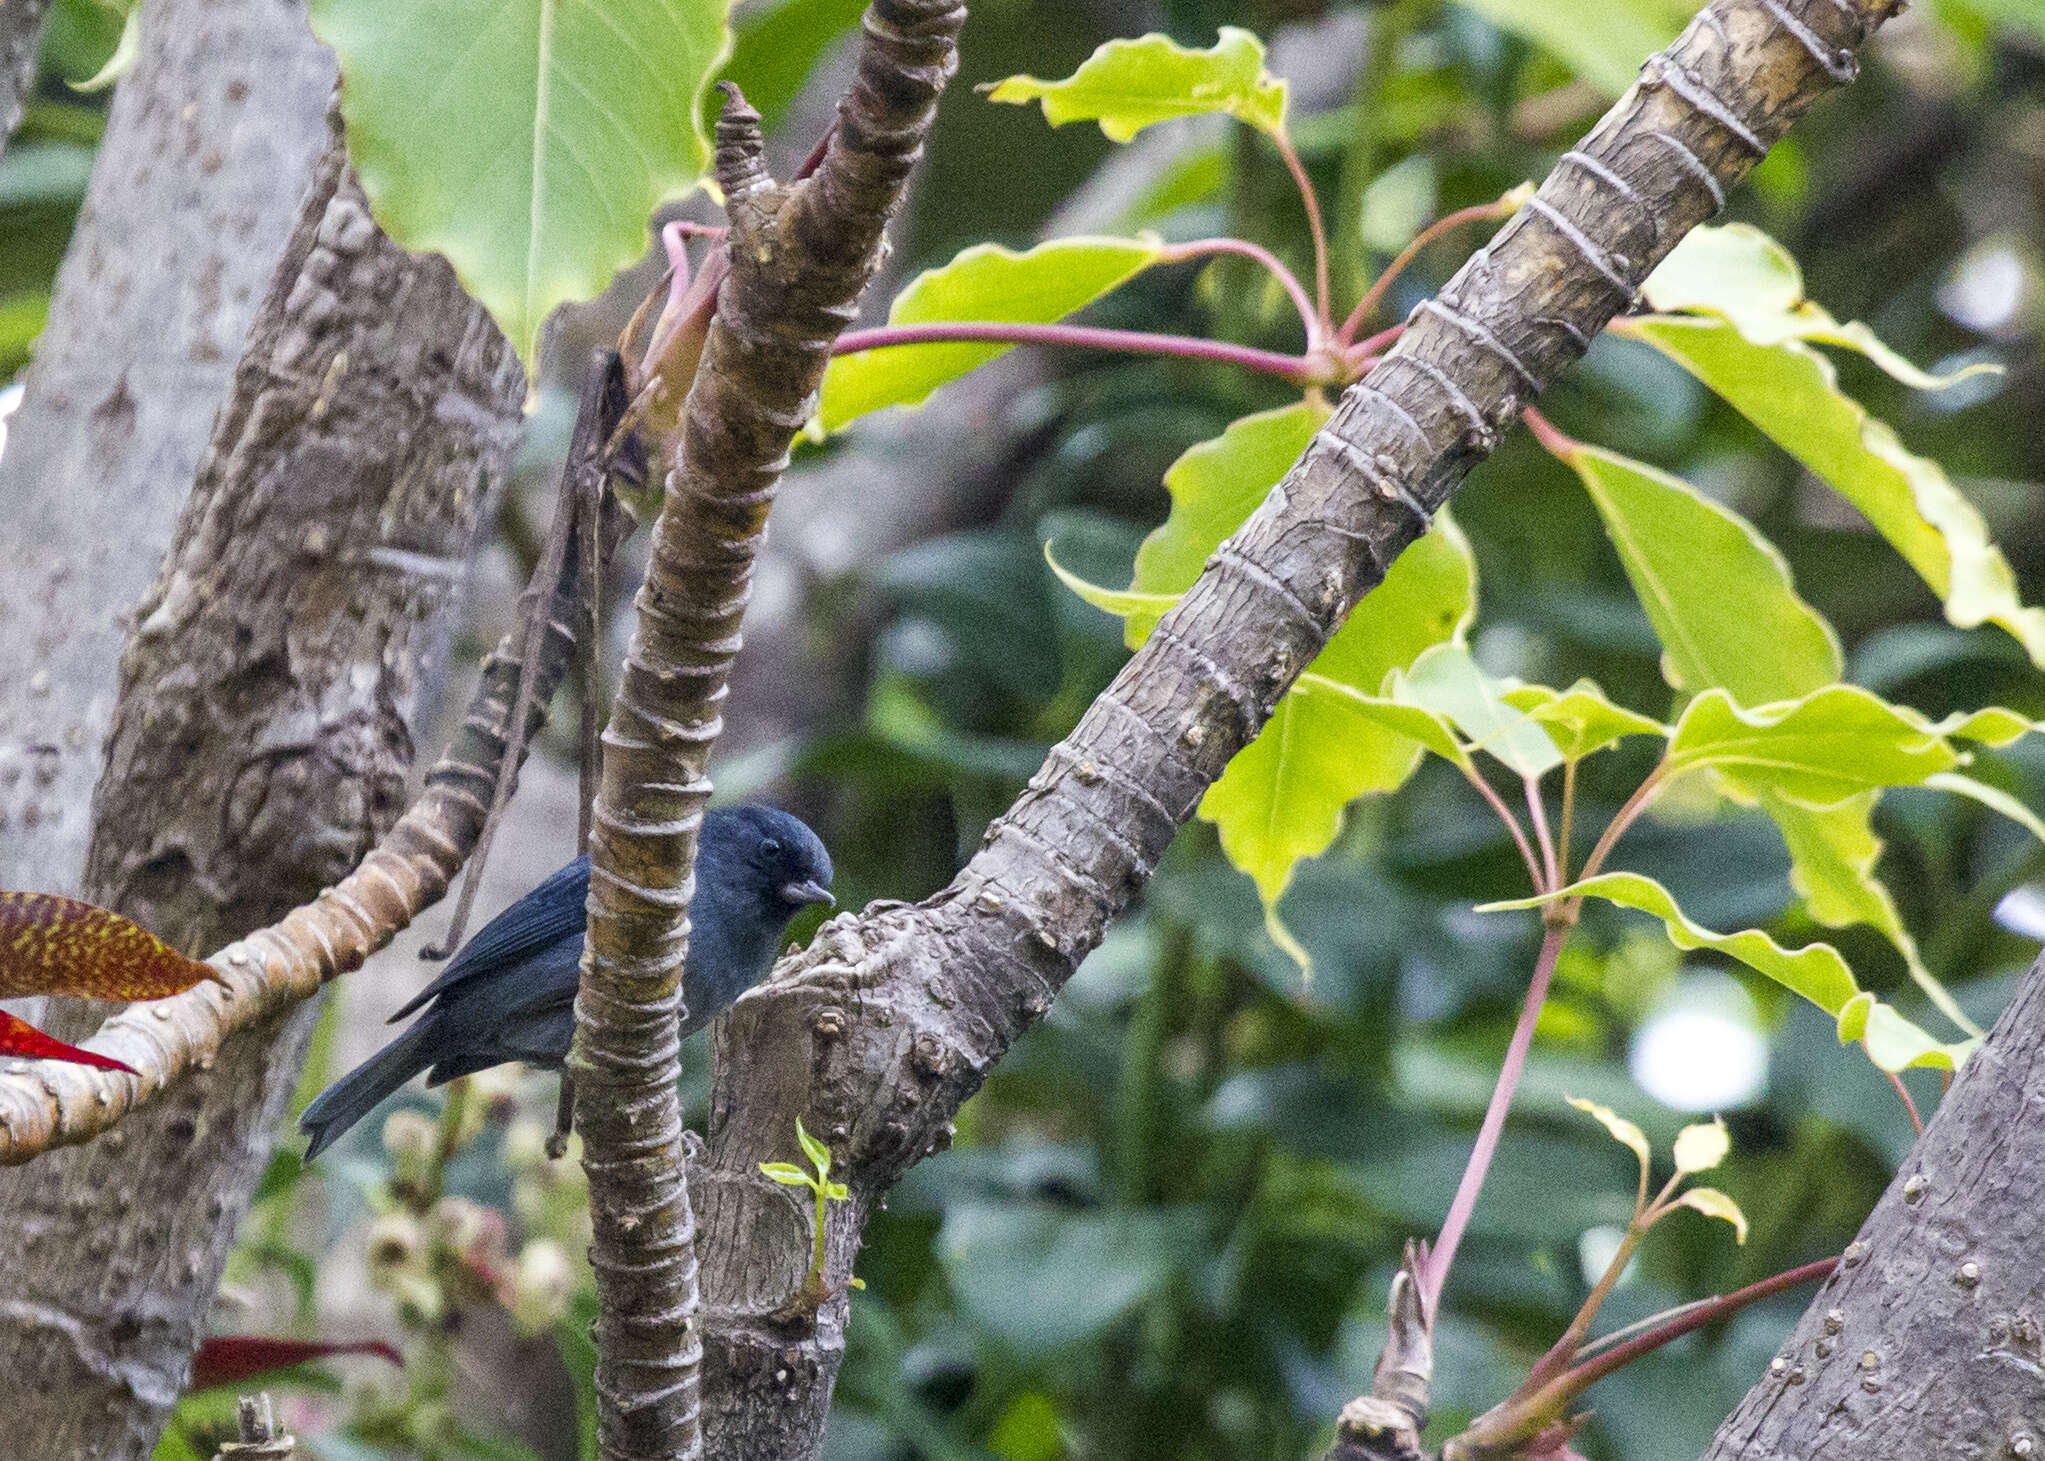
[1481, 872, 1963, 1072]
[758, 1162, 813, 1187]
[1616, 319, 2045, 667]
[815, 235, 1165, 434]
[1671, 1118, 1728, 1175]
[1666, 686, 1961, 808]
[797, 1116, 832, 1176]
[1929, 706, 2045, 747]
[986, 28, 1287, 142]
[1754, 791, 1976, 1036]
[1835, 992, 1974, 1073]
[0, 1010, 135, 1073]
[1394, 643, 1562, 779]
[1670, 1186, 1747, 1243]
[1451, 0, 1685, 96]
[1502, 682, 1667, 763]
[1567, 1096, 1650, 1187]
[1544, 435, 1841, 706]
[309, 0, 730, 370]
[0, 891, 221, 1000]
[1640, 224, 2000, 393]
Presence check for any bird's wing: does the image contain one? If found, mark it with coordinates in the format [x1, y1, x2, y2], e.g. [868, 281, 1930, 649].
[387, 855, 592, 1023]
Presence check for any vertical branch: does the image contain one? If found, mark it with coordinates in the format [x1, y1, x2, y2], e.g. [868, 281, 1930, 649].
[0, 0, 52, 166]
[569, 6, 966, 1459]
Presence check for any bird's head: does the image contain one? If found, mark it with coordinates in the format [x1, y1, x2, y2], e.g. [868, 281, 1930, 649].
[701, 804, 835, 926]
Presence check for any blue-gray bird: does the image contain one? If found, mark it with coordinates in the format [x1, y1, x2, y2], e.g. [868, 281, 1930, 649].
[300, 805, 833, 1161]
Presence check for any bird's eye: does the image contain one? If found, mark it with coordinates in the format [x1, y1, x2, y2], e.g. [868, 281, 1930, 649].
[759, 838, 783, 859]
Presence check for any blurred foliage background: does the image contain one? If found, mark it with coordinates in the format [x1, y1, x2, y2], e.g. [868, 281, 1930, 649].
[8, 0, 2045, 1458]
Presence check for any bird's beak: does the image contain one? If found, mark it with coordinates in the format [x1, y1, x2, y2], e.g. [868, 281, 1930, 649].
[781, 879, 835, 908]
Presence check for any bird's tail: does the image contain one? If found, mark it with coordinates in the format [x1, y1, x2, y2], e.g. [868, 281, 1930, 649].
[299, 1022, 433, 1163]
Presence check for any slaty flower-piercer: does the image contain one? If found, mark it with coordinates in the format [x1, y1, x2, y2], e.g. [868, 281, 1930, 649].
[300, 805, 833, 1161]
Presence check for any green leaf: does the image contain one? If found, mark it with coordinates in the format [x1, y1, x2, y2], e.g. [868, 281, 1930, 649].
[1930, 706, 2045, 747]
[1567, 1096, 1651, 1187]
[796, 1116, 831, 1177]
[1670, 1186, 1748, 1243]
[1756, 790, 1980, 1038]
[1671, 1118, 1729, 1175]
[1666, 686, 1961, 808]
[815, 235, 1164, 434]
[758, 1162, 815, 1188]
[1451, 0, 1686, 96]
[1394, 643, 1562, 779]
[1323, 690, 1477, 776]
[1835, 992, 1973, 1073]
[1480, 872, 1961, 1071]
[1618, 317, 2045, 667]
[1551, 438, 1841, 705]
[985, 28, 1287, 142]
[1640, 224, 2000, 394]
[309, 0, 730, 372]
[1503, 681, 1668, 762]
[1484, 871, 1856, 1011]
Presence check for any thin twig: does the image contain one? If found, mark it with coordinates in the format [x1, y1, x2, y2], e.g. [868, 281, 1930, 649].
[1421, 920, 1570, 1320]
[1159, 235, 1323, 345]
[829, 319, 1330, 386]
[1337, 198, 1519, 346]
[1269, 127, 1332, 335]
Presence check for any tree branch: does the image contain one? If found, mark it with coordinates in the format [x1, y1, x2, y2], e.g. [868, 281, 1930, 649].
[0, 0, 51, 168]
[1698, 952, 2045, 1459]
[0, 285, 626, 1167]
[695, 2, 1898, 1455]
[569, 4, 965, 1458]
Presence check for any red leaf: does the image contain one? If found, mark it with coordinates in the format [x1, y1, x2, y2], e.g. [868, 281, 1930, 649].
[0, 1010, 135, 1073]
[191, 1335, 403, 1391]
[0, 891, 224, 1000]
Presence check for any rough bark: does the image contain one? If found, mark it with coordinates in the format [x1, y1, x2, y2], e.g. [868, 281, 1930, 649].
[1698, 951, 2045, 1460]
[0, 0, 333, 900]
[570, 6, 965, 1458]
[0, 117, 527, 1459]
[0, 0, 51, 164]
[691, 2, 1897, 1456]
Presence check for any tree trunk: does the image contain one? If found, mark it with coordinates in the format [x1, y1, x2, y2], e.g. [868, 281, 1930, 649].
[0, 0, 333, 900]
[0, 114, 525, 1459]
[1698, 952, 2045, 1459]
[0, 0, 52, 163]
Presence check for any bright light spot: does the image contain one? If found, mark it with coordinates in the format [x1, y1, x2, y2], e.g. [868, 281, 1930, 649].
[1937, 242, 2027, 334]
[0, 381, 22, 463]
[1994, 884, 2045, 941]
[1578, 1224, 1635, 1288]
[1629, 972, 1768, 1112]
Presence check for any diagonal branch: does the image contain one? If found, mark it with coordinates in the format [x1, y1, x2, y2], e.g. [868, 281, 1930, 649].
[694, 2, 1899, 1456]
[567, 4, 966, 1459]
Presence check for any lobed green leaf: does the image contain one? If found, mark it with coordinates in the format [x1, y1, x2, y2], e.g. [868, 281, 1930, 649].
[815, 235, 1165, 435]
[1503, 681, 1668, 762]
[1636, 312, 2045, 662]
[1666, 686, 1961, 808]
[985, 28, 1287, 142]
[1481, 871, 1964, 1072]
